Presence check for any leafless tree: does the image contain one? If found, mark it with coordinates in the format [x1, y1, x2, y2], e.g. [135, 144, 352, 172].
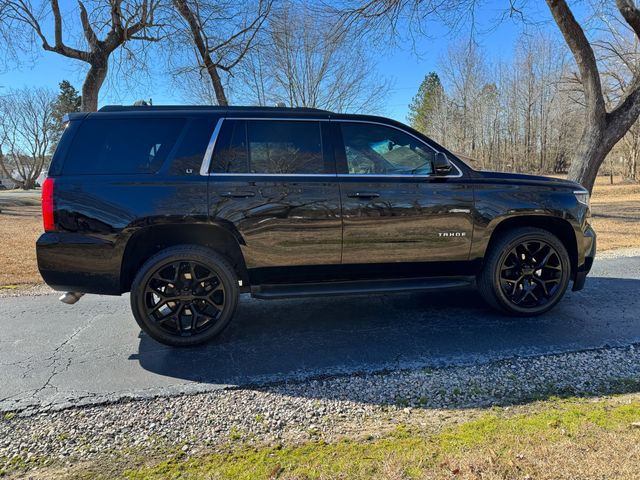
[236, 0, 389, 113]
[170, 0, 272, 106]
[0, 87, 56, 189]
[412, 33, 581, 175]
[339, 0, 640, 192]
[595, 8, 640, 181]
[0, 0, 163, 111]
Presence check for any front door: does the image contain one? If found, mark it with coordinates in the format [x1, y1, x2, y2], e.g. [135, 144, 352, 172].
[207, 118, 342, 278]
[334, 120, 474, 268]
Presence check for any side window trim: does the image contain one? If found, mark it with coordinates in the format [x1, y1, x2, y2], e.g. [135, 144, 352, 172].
[202, 117, 337, 177]
[199, 117, 462, 178]
[331, 119, 463, 179]
[200, 117, 225, 176]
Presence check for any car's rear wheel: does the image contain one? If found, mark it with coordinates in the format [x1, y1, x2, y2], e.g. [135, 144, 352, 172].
[478, 227, 571, 316]
[130, 245, 239, 346]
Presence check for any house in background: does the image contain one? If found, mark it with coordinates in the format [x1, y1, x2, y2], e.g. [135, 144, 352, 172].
[0, 172, 17, 189]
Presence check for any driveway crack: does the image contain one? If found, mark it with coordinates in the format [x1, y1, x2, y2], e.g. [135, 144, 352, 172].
[30, 315, 99, 398]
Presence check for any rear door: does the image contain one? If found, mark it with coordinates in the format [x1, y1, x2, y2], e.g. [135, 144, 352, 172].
[334, 120, 474, 268]
[206, 118, 342, 277]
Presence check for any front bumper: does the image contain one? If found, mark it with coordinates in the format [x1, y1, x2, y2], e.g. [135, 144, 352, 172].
[572, 224, 596, 291]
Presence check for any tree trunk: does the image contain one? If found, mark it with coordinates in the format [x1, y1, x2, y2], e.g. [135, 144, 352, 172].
[568, 123, 621, 192]
[82, 58, 109, 112]
[205, 60, 229, 106]
[172, 0, 231, 107]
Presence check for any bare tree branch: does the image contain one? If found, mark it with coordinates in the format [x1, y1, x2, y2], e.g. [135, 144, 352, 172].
[0, 0, 163, 111]
[170, 0, 273, 106]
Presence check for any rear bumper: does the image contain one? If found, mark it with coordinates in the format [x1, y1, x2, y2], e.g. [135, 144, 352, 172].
[572, 224, 596, 292]
[36, 232, 122, 295]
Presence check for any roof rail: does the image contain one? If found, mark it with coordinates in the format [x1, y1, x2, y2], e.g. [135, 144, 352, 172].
[98, 105, 332, 113]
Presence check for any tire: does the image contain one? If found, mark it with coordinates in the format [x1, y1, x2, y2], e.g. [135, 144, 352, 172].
[477, 227, 571, 316]
[130, 245, 239, 347]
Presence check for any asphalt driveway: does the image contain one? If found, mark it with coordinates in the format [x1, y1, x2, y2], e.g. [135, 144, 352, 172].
[1, 254, 639, 412]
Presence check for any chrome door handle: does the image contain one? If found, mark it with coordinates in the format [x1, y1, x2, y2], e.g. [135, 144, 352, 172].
[347, 192, 380, 199]
[219, 191, 256, 198]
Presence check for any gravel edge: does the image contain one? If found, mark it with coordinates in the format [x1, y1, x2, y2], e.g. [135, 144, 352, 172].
[2, 343, 640, 474]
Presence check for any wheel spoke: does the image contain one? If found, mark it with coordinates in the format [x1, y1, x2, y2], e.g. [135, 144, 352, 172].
[203, 296, 222, 312]
[537, 250, 554, 269]
[533, 278, 549, 296]
[528, 242, 545, 259]
[149, 300, 169, 316]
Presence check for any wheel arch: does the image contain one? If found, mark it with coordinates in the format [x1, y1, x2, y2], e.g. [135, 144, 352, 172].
[120, 223, 249, 293]
[485, 215, 578, 279]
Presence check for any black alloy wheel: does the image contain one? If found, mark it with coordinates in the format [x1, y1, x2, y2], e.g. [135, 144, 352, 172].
[497, 240, 563, 308]
[145, 260, 226, 336]
[131, 245, 239, 346]
[478, 227, 570, 316]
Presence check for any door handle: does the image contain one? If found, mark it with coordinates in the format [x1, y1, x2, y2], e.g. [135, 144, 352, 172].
[219, 191, 256, 198]
[347, 192, 380, 199]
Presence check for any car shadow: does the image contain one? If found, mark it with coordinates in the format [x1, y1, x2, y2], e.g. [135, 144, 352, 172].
[134, 276, 640, 407]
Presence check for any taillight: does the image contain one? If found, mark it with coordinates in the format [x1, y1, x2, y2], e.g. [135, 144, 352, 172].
[42, 177, 55, 232]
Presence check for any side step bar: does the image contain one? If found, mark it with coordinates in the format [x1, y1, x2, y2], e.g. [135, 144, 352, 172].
[251, 277, 474, 300]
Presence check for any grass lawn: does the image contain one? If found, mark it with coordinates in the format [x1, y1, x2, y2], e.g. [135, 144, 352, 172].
[13, 394, 640, 479]
[129, 397, 640, 480]
[589, 179, 640, 251]
[0, 177, 638, 287]
[0, 199, 42, 287]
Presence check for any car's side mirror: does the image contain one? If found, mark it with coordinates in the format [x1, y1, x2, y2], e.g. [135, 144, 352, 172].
[433, 152, 452, 176]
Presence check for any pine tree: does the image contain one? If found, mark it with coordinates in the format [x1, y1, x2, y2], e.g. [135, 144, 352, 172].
[51, 81, 82, 146]
[408, 72, 444, 134]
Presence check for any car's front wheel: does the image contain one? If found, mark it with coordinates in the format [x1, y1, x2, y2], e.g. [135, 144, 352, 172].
[478, 227, 571, 316]
[130, 245, 239, 347]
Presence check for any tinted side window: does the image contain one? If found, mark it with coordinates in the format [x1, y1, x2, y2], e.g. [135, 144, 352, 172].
[212, 120, 324, 174]
[169, 118, 216, 175]
[248, 121, 323, 174]
[64, 118, 185, 175]
[340, 122, 434, 175]
[211, 120, 248, 173]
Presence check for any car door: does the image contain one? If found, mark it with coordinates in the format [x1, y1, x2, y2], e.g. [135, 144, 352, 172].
[334, 120, 474, 268]
[206, 118, 342, 276]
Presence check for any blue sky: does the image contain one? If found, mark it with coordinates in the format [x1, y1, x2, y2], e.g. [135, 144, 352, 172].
[0, 1, 561, 123]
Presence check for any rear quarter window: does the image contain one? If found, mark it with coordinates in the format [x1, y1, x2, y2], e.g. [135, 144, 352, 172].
[63, 117, 186, 175]
[168, 118, 217, 175]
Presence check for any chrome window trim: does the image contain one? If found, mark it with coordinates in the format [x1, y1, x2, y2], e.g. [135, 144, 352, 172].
[199, 117, 225, 176]
[336, 174, 457, 179]
[333, 119, 463, 178]
[199, 117, 463, 178]
[206, 173, 338, 177]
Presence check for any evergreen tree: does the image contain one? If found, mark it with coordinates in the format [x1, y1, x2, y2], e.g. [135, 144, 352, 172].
[51, 81, 82, 146]
[408, 72, 444, 134]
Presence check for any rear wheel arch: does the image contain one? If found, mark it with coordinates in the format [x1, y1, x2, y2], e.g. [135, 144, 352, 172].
[485, 216, 578, 279]
[120, 223, 249, 293]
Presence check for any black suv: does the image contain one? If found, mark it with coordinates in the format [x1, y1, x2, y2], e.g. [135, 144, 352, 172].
[37, 106, 596, 346]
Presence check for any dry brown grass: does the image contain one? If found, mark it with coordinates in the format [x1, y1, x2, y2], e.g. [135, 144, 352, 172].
[0, 203, 42, 286]
[0, 176, 638, 287]
[590, 177, 640, 251]
[39, 394, 640, 480]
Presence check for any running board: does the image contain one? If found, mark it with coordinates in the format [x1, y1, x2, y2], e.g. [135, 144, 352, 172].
[251, 277, 474, 300]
